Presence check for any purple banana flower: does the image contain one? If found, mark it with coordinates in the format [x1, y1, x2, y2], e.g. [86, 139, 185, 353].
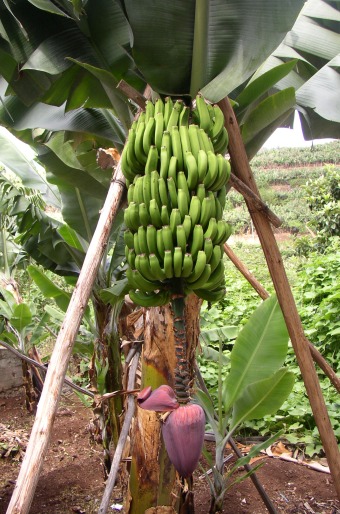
[162, 403, 206, 478]
[137, 385, 179, 412]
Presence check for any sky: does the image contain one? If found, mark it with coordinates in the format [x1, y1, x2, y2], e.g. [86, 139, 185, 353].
[262, 111, 335, 150]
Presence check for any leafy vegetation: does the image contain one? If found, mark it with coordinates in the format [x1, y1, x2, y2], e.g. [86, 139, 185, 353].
[200, 142, 340, 456]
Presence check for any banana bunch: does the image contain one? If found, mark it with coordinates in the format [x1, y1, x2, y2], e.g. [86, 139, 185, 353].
[122, 95, 232, 307]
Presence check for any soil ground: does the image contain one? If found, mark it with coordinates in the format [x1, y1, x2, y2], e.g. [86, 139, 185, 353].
[1, 391, 339, 514]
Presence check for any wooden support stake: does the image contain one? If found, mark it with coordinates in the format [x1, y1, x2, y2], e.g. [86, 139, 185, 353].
[219, 97, 340, 500]
[229, 173, 282, 228]
[223, 244, 340, 395]
[6, 163, 126, 514]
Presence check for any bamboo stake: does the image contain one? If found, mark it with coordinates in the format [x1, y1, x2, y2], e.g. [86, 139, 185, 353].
[218, 97, 340, 500]
[223, 244, 340, 395]
[0, 340, 95, 398]
[6, 163, 126, 514]
[98, 348, 141, 514]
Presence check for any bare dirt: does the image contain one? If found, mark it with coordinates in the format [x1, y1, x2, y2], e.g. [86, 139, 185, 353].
[1, 392, 339, 514]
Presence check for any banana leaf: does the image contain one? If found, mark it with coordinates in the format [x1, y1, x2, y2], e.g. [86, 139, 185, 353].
[223, 295, 289, 412]
[123, 0, 304, 100]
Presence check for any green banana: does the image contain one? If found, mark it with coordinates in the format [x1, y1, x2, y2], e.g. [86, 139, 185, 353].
[142, 170, 152, 206]
[135, 253, 155, 282]
[161, 130, 172, 157]
[143, 116, 156, 155]
[181, 253, 194, 278]
[168, 155, 178, 185]
[121, 142, 137, 182]
[170, 125, 184, 171]
[124, 229, 134, 250]
[145, 100, 155, 123]
[177, 171, 191, 205]
[157, 228, 165, 259]
[158, 177, 169, 208]
[162, 225, 174, 252]
[149, 198, 163, 228]
[177, 188, 189, 220]
[183, 215, 192, 240]
[127, 183, 135, 204]
[179, 105, 190, 127]
[126, 202, 140, 231]
[188, 195, 201, 226]
[127, 248, 136, 269]
[136, 111, 146, 129]
[163, 249, 173, 279]
[200, 196, 214, 229]
[160, 146, 170, 181]
[210, 104, 225, 140]
[213, 126, 229, 155]
[145, 145, 159, 174]
[151, 170, 161, 209]
[139, 202, 150, 227]
[167, 176, 178, 209]
[154, 112, 165, 152]
[204, 151, 219, 189]
[170, 208, 181, 237]
[161, 204, 170, 225]
[126, 268, 159, 293]
[186, 249, 207, 283]
[133, 176, 144, 204]
[211, 154, 231, 191]
[198, 128, 215, 154]
[209, 244, 222, 273]
[133, 232, 141, 256]
[146, 225, 159, 257]
[138, 226, 148, 255]
[176, 224, 187, 254]
[166, 99, 183, 131]
[187, 264, 211, 290]
[196, 94, 212, 133]
[217, 185, 227, 211]
[173, 246, 183, 278]
[129, 289, 171, 308]
[213, 220, 227, 245]
[189, 224, 204, 260]
[197, 149, 208, 183]
[203, 260, 225, 290]
[188, 124, 201, 160]
[149, 253, 166, 281]
[154, 97, 165, 116]
[204, 217, 218, 241]
[194, 286, 226, 302]
[126, 128, 144, 172]
[196, 183, 206, 203]
[134, 121, 147, 165]
[215, 196, 223, 221]
[185, 151, 199, 190]
[163, 97, 174, 128]
[204, 237, 213, 262]
[179, 125, 191, 159]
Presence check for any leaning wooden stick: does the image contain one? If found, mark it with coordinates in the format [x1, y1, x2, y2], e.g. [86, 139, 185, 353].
[219, 97, 340, 500]
[223, 244, 340, 395]
[98, 348, 141, 514]
[6, 163, 126, 514]
[229, 173, 282, 228]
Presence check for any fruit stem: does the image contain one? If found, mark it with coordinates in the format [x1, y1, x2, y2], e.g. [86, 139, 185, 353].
[171, 295, 191, 404]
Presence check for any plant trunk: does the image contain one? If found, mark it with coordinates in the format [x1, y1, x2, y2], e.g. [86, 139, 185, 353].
[127, 294, 201, 513]
[91, 298, 124, 473]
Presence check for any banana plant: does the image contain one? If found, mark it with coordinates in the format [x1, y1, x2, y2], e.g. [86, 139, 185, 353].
[196, 295, 295, 513]
[0, 1, 338, 512]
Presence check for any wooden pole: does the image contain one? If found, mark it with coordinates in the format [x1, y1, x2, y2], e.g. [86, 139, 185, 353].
[223, 244, 340, 395]
[6, 163, 126, 514]
[218, 97, 340, 499]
